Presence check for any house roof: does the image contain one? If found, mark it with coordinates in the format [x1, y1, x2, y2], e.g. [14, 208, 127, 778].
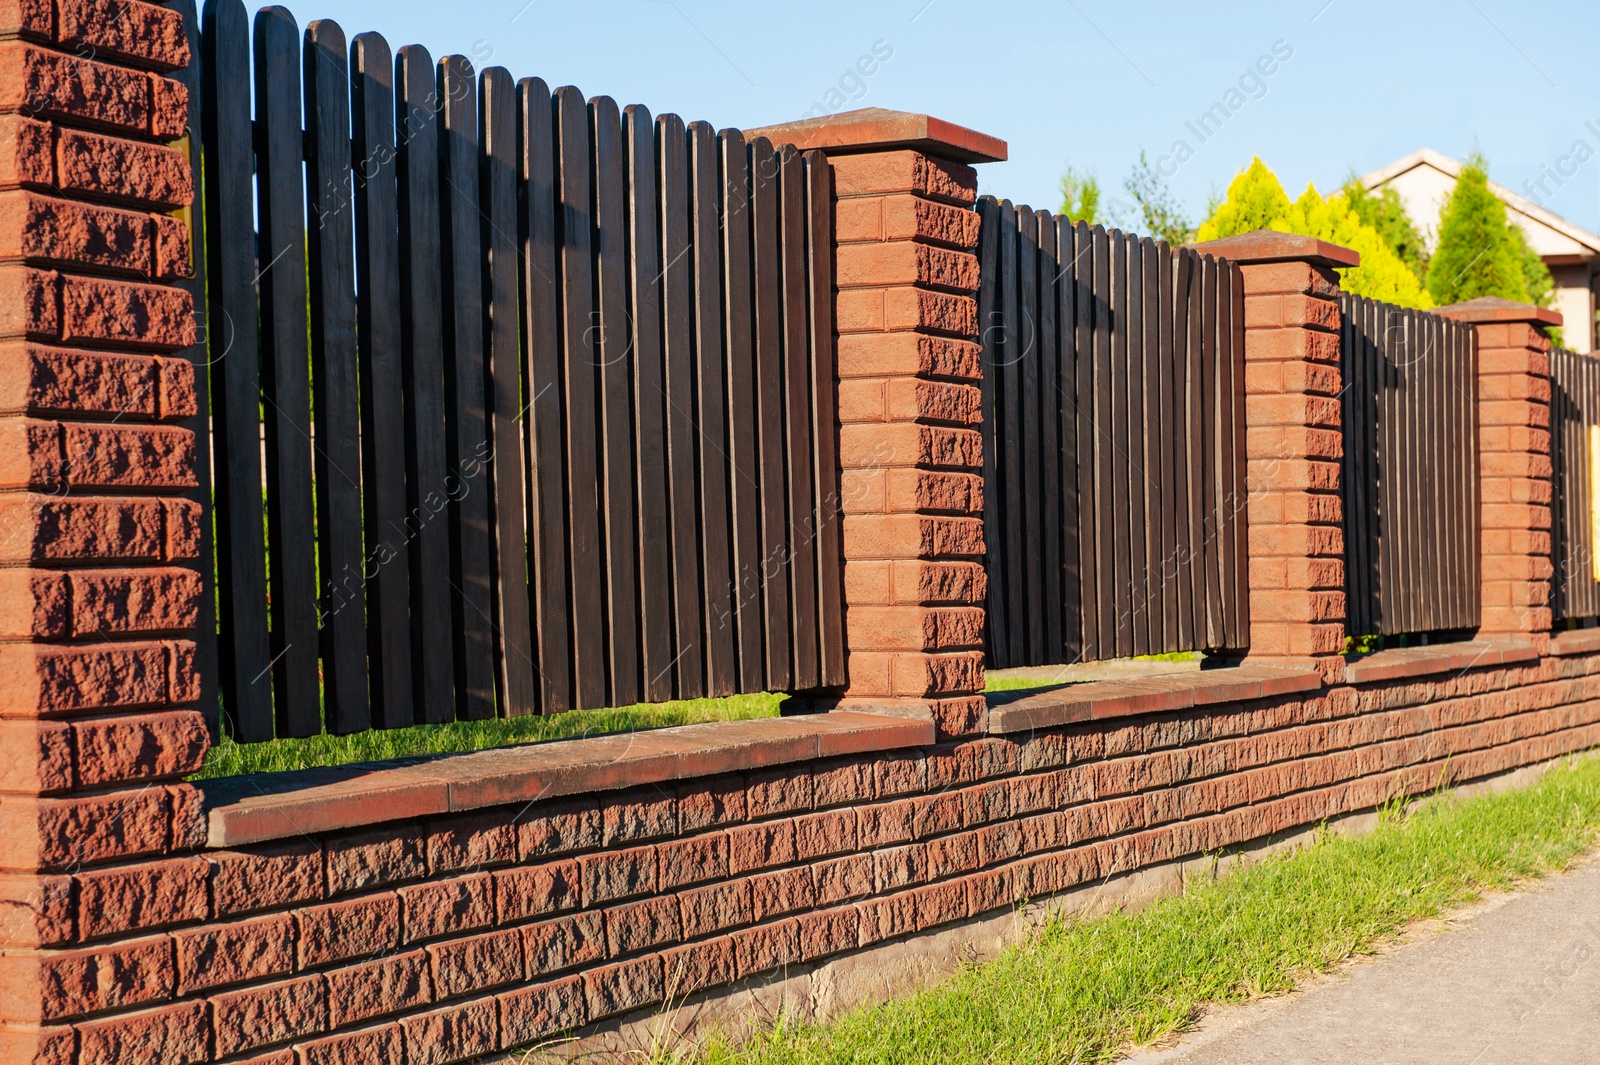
[1360, 148, 1600, 262]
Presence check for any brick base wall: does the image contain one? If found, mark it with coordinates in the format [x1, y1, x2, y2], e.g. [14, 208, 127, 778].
[4, 656, 1596, 1062]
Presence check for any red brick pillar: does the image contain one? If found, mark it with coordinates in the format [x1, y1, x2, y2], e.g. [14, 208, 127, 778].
[0, 3, 209, 1055]
[1190, 231, 1358, 681]
[1437, 297, 1561, 650]
[744, 111, 1006, 738]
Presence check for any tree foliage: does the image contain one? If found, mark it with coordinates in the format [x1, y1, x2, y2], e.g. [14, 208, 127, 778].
[1123, 150, 1191, 245]
[1340, 179, 1429, 283]
[1058, 166, 1102, 225]
[1197, 158, 1433, 309]
[1425, 154, 1532, 307]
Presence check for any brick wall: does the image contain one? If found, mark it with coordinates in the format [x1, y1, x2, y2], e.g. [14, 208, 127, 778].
[7, 654, 1597, 1061]
[0, 1, 211, 1061]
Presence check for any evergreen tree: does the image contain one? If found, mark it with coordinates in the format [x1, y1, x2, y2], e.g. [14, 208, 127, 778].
[1341, 178, 1429, 283]
[1197, 158, 1432, 309]
[1425, 154, 1527, 306]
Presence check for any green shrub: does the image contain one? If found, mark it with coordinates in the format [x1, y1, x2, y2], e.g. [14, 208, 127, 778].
[1197, 158, 1433, 309]
[1426, 153, 1534, 306]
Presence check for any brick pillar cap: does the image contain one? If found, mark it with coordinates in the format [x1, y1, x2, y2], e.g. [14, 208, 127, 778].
[1434, 295, 1563, 327]
[742, 107, 1007, 164]
[1187, 229, 1360, 269]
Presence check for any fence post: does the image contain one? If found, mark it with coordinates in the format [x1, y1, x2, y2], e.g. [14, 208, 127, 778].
[1189, 231, 1358, 681]
[1437, 297, 1561, 650]
[0, 2, 208, 1046]
[744, 110, 1006, 738]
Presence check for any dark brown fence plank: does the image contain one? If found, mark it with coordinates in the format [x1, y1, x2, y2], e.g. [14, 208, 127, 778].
[1036, 212, 1062, 661]
[304, 18, 369, 735]
[780, 147, 820, 690]
[396, 44, 456, 723]
[720, 129, 765, 690]
[999, 202, 1025, 667]
[1124, 233, 1148, 656]
[806, 150, 846, 686]
[1171, 249, 1195, 650]
[438, 56, 496, 720]
[480, 65, 538, 716]
[1108, 232, 1132, 657]
[517, 76, 572, 714]
[553, 85, 606, 709]
[351, 31, 415, 729]
[693, 122, 737, 693]
[623, 102, 674, 704]
[254, 6, 320, 737]
[1073, 221, 1098, 662]
[749, 136, 792, 691]
[1154, 242, 1176, 652]
[1017, 207, 1043, 665]
[657, 112, 706, 698]
[1218, 260, 1245, 648]
[591, 95, 641, 708]
[1056, 218, 1082, 663]
[1093, 225, 1118, 652]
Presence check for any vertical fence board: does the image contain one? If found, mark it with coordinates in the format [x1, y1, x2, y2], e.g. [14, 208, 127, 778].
[779, 148, 820, 690]
[517, 77, 572, 713]
[805, 151, 846, 686]
[304, 19, 369, 734]
[351, 32, 415, 729]
[480, 66, 538, 715]
[720, 130, 764, 690]
[623, 103, 674, 704]
[1074, 221, 1098, 661]
[1171, 249, 1195, 650]
[977, 198, 1006, 666]
[1056, 218, 1082, 663]
[1017, 208, 1043, 665]
[396, 44, 457, 722]
[657, 113, 706, 698]
[1124, 234, 1148, 656]
[749, 137, 792, 691]
[1036, 213, 1062, 661]
[254, 7, 320, 737]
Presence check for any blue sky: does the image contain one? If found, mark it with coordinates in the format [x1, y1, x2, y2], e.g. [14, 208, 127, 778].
[247, 0, 1600, 234]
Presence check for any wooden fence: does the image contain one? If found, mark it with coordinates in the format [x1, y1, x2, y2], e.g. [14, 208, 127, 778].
[1339, 295, 1480, 638]
[976, 201, 1250, 670]
[198, 1, 843, 742]
[1551, 346, 1600, 622]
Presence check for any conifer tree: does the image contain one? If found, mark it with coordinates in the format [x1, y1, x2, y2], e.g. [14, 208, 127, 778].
[1425, 154, 1527, 306]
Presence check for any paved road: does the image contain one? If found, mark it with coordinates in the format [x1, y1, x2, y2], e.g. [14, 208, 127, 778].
[1123, 860, 1600, 1065]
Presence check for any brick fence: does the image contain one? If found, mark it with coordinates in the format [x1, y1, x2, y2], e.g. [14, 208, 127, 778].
[3, 8, 1600, 1065]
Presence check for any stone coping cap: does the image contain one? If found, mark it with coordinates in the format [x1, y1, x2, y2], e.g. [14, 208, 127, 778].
[743, 107, 1007, 164]
[1342, 637, 1539, 684]
[1546, 629, 1600, 658]
[201, 711, 933, 848]
[1187, 229, 1360, 269]
[1433, 296, 1563, 327]
[985, 664, 1323, 735]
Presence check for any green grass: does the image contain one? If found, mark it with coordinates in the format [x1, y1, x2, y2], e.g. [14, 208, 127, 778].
[192, 693, 782, 779]
[693, 753, 1600, 1065]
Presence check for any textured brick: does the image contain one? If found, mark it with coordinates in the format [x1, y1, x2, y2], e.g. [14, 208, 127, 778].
[58, 274, 195, 350]
[678, 878, 752, 938]
[656, 831, 728, 890]
[517, 799, 602, 859]
[603, 894, 681, 956]
[427, 928, 523, 998]
[54, 126, 192, 209]
[210, 974, 327, 1057]
[0, 191, 157, 275]
[295, 1023, 406, 1065]
[522, 911, 606, 978]
[425, 811, 516, 874]
[0, 640, 168, 714]
[56, 0, 190, 71]
[70, 710, 207, 786]
[498, 974, 586, 1047]
[398, 997, 497, 1065]
[76, 856, 207, 940]
[210, 843, 324, 917]
[324, 950, 431, 1028]
[582, 956, 664, 1022]
[661, 937, 736, 996]
[600, 787, 677, 845]
[727, 821, 796, 874]
[493, 859, 579, 923]
[62, 423, 194, 489]
[675, 777, 746, 832]
[0, 872, 73, 947]
[297, 893, 400, 967]
[174, 912, 296, 993]
[326, 827, 425, 896]
[399, 873, 493, 944]
[0, 934, 172, 1022]
[732, 918, 802, 976]
[576, 845, 655, 906]
[0, 788, 171, 870]
[75, 1000, 207, 1065]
